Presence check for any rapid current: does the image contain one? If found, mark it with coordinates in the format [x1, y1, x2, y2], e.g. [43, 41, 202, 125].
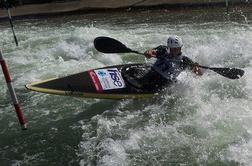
[0, 6, 252, 166]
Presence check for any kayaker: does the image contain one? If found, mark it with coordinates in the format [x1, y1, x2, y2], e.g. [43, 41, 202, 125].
[142, 35, 203, 90]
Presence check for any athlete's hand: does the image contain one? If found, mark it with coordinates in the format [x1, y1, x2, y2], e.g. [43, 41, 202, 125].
[144, 49, 157, 59]
[192, 63, 203, 76]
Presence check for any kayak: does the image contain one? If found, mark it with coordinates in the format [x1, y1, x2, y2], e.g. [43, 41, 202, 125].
[26, 36, 245, 100]
[25, 63, 163, 99]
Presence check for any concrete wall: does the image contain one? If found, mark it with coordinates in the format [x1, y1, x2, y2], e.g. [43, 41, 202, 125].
[0, 0, 246, 18]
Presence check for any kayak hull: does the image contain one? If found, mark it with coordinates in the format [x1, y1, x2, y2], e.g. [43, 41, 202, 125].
[25, 63, 159, 99]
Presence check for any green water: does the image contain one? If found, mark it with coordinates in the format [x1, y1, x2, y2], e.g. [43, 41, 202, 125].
[0, 7, 252, 166]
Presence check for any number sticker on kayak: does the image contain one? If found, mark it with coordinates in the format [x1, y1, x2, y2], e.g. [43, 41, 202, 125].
[89, 68, 125, 91]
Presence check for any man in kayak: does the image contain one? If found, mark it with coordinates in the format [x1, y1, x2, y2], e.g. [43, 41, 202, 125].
[142, 35, 203, 90]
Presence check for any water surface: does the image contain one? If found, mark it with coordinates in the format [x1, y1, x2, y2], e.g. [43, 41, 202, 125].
[0, 7, 252, 166]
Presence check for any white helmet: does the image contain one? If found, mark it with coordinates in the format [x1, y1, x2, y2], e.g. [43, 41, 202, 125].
[167, 35, 183, 48]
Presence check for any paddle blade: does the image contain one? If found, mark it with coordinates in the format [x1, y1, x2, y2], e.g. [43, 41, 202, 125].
[210, 67, 245, 79]
[94, 36, 133, 53]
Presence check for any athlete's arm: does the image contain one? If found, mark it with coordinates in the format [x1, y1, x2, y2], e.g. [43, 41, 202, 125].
[144, 45, 167, 59]
[192, 63, 203, 76]
[182, 56, 203, 76]
[144, 49, 157, 58]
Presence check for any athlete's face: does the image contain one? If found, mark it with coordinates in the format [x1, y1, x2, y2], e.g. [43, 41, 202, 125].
[170, 48, 181, 56]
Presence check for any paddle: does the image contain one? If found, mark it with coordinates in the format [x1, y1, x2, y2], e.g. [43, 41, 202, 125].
[94, 36, 144, 55]
[94, 36, 244, 79]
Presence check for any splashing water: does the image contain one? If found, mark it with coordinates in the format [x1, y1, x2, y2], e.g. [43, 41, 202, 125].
[0, 7, 252, 166]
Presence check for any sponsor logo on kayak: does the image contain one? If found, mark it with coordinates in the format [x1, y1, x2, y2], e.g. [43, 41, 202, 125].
[88, 70, 103, 92]
[94, 68, 125, 90]
[97, 70, 106, 77]
[107, 69, 123, 87]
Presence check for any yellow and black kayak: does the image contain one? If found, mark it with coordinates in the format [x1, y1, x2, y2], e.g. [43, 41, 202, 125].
[26, 63, 161, 99]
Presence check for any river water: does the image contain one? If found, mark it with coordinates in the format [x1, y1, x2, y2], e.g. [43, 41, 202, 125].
[0, 6, 252, 166]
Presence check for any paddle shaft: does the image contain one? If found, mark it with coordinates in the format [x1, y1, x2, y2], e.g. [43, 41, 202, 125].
[132, 51, 145, 56]
[198, 65, 210, 69]
[94, 36, 244, 79]
[132, 50, 206, 68]
[131, 49, 244, 78]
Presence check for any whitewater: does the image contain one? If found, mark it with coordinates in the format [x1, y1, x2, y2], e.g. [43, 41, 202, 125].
[0, 7, 252, 166]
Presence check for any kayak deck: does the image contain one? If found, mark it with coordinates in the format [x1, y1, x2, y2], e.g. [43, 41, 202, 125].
[26, 64, 163, 99]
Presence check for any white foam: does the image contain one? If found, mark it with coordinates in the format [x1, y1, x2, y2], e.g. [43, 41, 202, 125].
[1, 15, 252, 166]
[97, 138, 128, 166]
